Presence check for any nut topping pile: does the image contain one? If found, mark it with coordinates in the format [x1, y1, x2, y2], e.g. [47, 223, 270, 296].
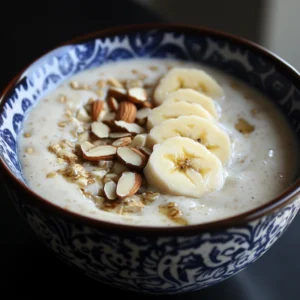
[47, 76, 176, 221]
[45, 66, 252, 225]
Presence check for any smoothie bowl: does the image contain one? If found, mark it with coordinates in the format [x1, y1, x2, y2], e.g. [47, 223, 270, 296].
[0, 24, 299, 294]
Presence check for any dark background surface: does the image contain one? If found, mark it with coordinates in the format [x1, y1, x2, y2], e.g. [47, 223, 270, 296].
[1, 1, 299, 298]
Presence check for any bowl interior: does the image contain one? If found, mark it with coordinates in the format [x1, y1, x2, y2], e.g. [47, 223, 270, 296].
[1, 26, 300, 189]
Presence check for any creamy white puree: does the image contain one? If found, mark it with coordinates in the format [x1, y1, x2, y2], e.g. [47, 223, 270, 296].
[18, 59, 299, 226]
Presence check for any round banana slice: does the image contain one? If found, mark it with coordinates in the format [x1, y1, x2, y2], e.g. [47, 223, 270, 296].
[148, 116, 231, 164]
[147, 101, 215, 129]
[154, 67, 224, 105]
[144, 136, 224, 198]
[164, 88, 218, 119]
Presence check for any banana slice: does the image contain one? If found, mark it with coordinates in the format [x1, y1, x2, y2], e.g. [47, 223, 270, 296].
[147, 101, 215, 129]
[148, 116, 231, 164]
[144, 136, 224, 198]
[154, 67, 224, 105]
[164, 88, 218, 119]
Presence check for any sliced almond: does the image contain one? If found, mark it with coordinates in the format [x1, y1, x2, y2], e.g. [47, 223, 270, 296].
[91, 121, 110, 138]
[80, 141, 95, 155]
[107, 87, 127, 101]
[112, 136, 132, 147]
[116, 172, 142, 199]
[103, 181, 117, 200]
[116, 101, 137, 123]
[107, 97, 119, 112]
[113, 120, 145, 134]
[128, 87, 147, 104]
[141, 101, 153, 109]
[136, 108, 151, 120]
[83, 145, 116, 161]
[109, 132, 132, 139]
[116, 147, 147, 169]
[130, 134, 147, 148]
[76, 108, 91, 122]
[101, 112, 116, 122]
[92, 100, 105, 121]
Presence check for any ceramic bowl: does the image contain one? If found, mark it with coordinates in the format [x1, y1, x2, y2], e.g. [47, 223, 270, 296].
[0, 24, 299, 294]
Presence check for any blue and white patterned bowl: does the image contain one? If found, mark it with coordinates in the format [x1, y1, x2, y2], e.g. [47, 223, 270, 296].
[0, 25, 299, 294]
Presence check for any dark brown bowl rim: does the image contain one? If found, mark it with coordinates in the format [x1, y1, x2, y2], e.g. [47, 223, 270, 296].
[0, 23, 299, 236]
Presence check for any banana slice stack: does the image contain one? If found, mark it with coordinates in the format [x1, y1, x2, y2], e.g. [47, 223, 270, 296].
[143, 67, 232, 198]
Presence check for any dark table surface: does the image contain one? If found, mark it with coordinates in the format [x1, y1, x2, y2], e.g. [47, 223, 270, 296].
[1, 1, 299, 298]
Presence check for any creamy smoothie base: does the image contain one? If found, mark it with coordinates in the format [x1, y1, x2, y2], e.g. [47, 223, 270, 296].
[18, 58, 299, 226]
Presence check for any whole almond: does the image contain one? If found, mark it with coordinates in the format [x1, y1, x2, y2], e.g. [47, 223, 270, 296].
[116, 101, 137, 123]
[92, 100, 104, 121]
